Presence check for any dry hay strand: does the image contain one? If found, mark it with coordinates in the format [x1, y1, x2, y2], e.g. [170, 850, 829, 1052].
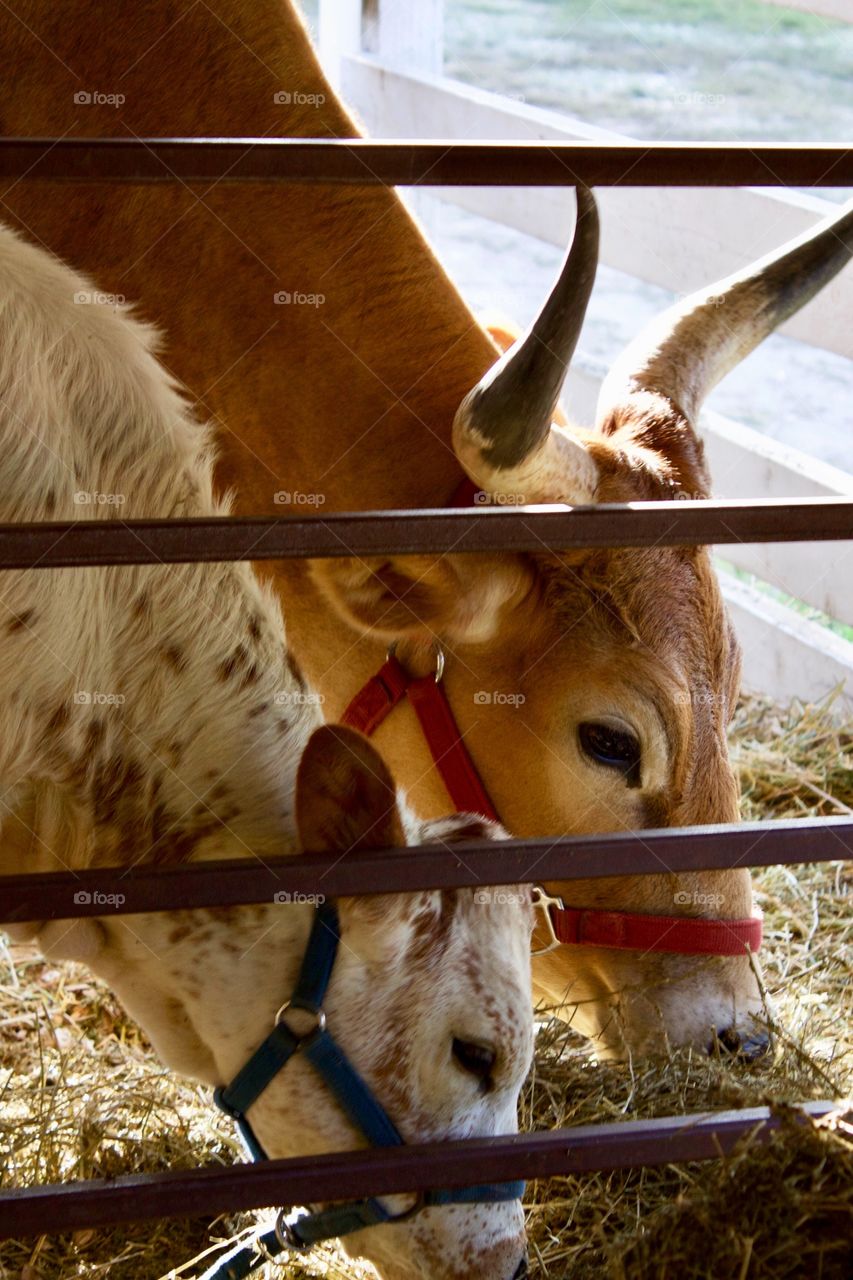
[519, 688, 852, 1278]
[0, 941, 239, 1280]
[731, 689, 852, 822]
[613, 1106, 853, 1280]
[522, 1018, 852, 1279]
[1, 691, 851, 1279]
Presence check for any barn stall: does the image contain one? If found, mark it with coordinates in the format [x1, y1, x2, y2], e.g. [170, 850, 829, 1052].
[2, 3, 853, 1278]
[0, 137, 851, 1277]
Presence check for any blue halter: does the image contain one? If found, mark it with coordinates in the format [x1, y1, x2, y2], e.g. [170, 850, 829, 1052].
[202, 900, 524, 1279]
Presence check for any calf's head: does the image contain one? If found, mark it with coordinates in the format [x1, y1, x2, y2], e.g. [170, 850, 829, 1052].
[286, 725, 533, 1279]
[316, 193, 853, 1059]
[36, 725, 533, 1280]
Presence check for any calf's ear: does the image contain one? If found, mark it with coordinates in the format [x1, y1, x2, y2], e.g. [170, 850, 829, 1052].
[296, 724, 416, 933]
[296, 724, 406, 856]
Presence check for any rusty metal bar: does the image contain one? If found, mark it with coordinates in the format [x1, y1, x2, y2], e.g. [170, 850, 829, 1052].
[0, 1103, 832, 1239]
[0, 138, 851, 187]
[2, 818, 850, 924]
[0, 134, 846, 1249]
[1, 498, 852, 571]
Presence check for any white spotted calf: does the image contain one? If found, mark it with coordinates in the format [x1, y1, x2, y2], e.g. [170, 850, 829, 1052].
[0, 225, 534, 1280]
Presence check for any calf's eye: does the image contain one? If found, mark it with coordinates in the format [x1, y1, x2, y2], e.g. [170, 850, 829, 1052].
[452, 1037, 496, 1087]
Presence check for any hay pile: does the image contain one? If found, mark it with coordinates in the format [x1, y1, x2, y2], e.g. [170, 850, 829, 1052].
[1, 692, 851, 1280]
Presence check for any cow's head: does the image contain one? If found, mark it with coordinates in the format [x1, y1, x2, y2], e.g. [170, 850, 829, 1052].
[315, 194, 853, 1059]
[38, 726, 533, 1280]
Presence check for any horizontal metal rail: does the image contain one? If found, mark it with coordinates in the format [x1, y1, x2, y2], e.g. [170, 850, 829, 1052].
[1, 498, 852, 570]
[0, 1103, 833, 1239]
[2, 818, 850, 924]
[0, 138, 851, 187]
[0, 137, 847, 1248]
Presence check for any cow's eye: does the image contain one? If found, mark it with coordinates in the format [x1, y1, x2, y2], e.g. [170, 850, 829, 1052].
[578, 721, 641, 781]
[452, 1038, 496, 1089]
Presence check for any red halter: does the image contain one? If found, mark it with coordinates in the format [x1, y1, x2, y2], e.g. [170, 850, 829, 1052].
[340, 479, 762, 959]
[341, 648, 499, 822]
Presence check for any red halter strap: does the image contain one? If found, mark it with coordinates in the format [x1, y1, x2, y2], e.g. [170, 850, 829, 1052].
[338, 476, 762, 958]
[341, 653, 499, 822]
[543, 900, 763, 956]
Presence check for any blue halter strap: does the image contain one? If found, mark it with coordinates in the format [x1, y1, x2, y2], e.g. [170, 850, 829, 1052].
[202, 900, 524, 1280]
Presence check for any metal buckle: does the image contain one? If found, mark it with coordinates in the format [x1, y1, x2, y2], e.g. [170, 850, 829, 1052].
[387, 640, 445, 683]
[385, 1191, 424, 1223]
[275, 1208, 312, 1252]
[273, 999, 327, 1042]
[531, 886, 566, 955]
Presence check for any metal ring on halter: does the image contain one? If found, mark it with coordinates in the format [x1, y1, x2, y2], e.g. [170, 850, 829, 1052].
[531, 886, 566, 956]
[273, 999, 327, 1039]
[387, 1191, 425, 1223]
[275, 1208, 313, 1252]
[386, 640, 446, 683]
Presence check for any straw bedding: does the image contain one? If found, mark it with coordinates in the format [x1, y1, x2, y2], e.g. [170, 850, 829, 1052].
[1, 692, 850, 1279]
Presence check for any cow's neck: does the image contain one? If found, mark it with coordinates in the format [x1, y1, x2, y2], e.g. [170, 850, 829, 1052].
[7, 769, 314, 1085]
[1, 381, 317, 1083]
[3, 528, 316, 1083]
[0, 0, 498, 819]
[2, 548, 312, 876]
[0, 0, 496, 504]
[0, 305, 314, 887]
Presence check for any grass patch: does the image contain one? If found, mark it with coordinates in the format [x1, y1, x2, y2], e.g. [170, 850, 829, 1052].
[444, 0, 853, 145]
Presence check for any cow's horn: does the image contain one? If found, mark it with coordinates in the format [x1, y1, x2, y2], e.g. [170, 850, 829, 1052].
[453, 186, 600, 504]
[596, 198, 853, 431]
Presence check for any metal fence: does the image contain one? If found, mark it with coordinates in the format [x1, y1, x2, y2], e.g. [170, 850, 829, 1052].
[0, 136, 850, 1244]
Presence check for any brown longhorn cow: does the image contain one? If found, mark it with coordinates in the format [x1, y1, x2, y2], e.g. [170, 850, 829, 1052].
[1, 0, 851, 1058]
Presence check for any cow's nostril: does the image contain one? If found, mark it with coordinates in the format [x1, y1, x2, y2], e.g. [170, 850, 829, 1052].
[711, 1027, 770, 1061]
[738, 1031, 771, 1061]
[715, 1026, 742, 1054]
[511, 1255, 529, 1280]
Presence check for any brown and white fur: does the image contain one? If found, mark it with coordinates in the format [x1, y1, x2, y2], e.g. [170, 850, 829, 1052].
[0, 224, 534, 1280]
[3, 2, 851, 1062]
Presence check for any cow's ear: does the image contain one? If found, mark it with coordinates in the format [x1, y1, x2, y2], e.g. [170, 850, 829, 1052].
[312, 552, 534, 644]
[296, 724, 406, 855]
